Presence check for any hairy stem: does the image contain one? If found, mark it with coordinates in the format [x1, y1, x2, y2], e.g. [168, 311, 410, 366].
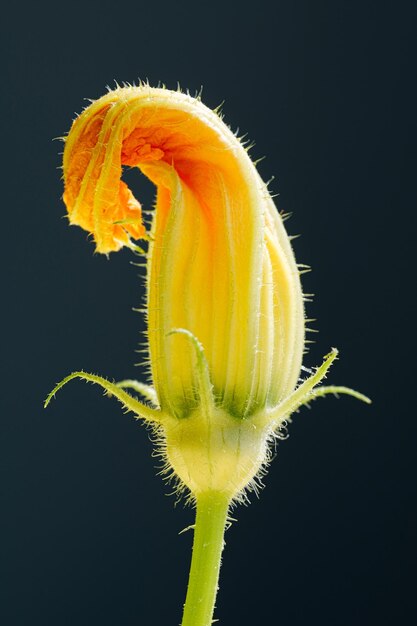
[181, 492, 230, 626]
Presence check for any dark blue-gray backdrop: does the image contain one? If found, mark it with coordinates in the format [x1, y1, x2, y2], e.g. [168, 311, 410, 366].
[2, 1, 416, 624]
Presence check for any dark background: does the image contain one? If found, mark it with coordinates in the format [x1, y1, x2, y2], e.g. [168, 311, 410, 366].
[2, 1, 416, 624]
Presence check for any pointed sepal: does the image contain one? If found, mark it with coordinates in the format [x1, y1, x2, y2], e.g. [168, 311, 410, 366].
[44, 371, 165, 423]
[167, 328, 215, 416]
[258, 349, 371, 429]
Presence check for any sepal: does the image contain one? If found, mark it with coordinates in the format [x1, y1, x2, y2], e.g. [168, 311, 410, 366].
[45, 370, 165, 423]
[257, 349, 371, 429]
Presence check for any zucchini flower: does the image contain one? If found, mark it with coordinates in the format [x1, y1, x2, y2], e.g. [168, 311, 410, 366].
[46, 85, 369, 626]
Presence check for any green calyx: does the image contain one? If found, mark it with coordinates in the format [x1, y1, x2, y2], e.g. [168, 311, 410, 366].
[45, 329, 370, 501]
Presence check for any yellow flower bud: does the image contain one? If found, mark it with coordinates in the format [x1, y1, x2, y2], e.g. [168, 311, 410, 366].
[51, 85, 369, 500]
[63, 85, 304, 419]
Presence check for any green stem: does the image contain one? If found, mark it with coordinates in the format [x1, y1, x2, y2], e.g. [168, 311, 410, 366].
[181, 491, 230, 626]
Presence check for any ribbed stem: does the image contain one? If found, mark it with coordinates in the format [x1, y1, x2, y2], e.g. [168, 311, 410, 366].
[181, 492, 230, 626]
